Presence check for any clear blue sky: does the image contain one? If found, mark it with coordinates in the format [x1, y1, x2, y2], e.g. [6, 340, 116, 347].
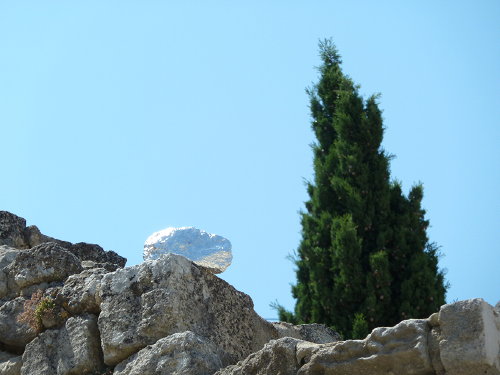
[1, 1, 498, 320]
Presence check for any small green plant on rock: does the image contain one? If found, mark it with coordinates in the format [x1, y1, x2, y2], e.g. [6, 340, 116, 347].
[17, 289, 69, 332]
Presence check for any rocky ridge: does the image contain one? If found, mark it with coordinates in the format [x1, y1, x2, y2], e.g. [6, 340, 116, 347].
[0, 211, 498, 375]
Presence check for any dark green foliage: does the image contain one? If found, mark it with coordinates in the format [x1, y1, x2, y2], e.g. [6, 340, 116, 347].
[278, 39, 447, 338]
[352, 313, 370, 339]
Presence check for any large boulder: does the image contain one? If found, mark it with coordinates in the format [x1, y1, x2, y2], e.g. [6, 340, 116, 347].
[0, 297, 37, 350]
[438, 298, 500, 374]
[98, 253, 277, 366]
[113, 331, 223, 375]
[299, 319, 433, 375]
[0, 212, 28, 249]
[5, 243, 83, 297]
[20, 314, 104, 375]
[56, 268, 108, 315]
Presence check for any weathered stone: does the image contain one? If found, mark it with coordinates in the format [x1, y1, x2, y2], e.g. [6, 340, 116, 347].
[144, 227, 232, 273]
[0, 297, 37, 350]
[81, 260, 120, 272]
[215, 337, 304, 375]
[273, 322, 340, 343]
[0, 246, 19, 299]
[5, 243, 83, 295]
[298, 319, 433, 375]
[0, 350, 22, 375]
[98, 253, 276, 366]
[21, 314, 104, 375]
[56, 268, 108, 315]
[23, 225, 63, 250]
[113, 331, 222, 375]
[428, 326, 445, 375]
[438, 298, 500, 374]
[0, 211, 126, 270]
[0, 211, 28, 249]
[67, 242, 126, 269]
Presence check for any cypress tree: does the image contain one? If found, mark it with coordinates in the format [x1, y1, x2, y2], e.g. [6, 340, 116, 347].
[278, 39, 447, 338]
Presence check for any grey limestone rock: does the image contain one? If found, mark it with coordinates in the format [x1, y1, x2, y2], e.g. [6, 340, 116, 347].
[5, 243, 83, 296]
[218, 319, 434, 375]
[220, 299, 500, 375]
[98, 253, 276, 367]
[56, 267, 108, 315]
[272, 322, 341, 343]
[21, 314, 104, 375]
[0, 297, 37, 350]
[215, 337, 304, 375]
[299, 319, 433, 375]
[113, 331, 223, 375]
[0, 246, 19, 299]
[0, 211, 28, 249]
[0, 350, 22, 375]
[68, 242, 126, 270]
[0, 211, 126, 270]
[438, 298, 500, 374]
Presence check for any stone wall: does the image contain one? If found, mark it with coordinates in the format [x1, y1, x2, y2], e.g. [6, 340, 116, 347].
[0, 211, 498, 375]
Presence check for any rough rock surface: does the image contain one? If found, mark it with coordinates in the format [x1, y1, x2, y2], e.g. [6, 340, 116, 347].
[21, 314, 104, 375]
[217, 299, 500, 375]
[113, 331, 223, 375]
[0, 350, 22, 375]
[273, 322, 341, 343]
[6, 243, 83, 296]
[144, 227, 232, 273]
[299, 319, 433, 375]
[0, 211, 126, 269]
[0, 212, 499, 375]
[98, 253, 276, 366]
[0, 245, 19, 298]
[0, 211, 28, 249]
[0, 297, 38, 350]
[215, 337, 304, 375]
[438, 298, 500, 374]
[68, 242, 126, 270]
[56, 268, 108, 315]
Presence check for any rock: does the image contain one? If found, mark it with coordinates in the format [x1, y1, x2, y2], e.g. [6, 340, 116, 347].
[0, 246, 19, 299]
[80, 260, 120, 272]
[215, 337, 304, 375]
[438, 298, 500, 374]
[98, 253, 276, 366]
[219, 319, 433, 375]
[5, 243, 83, 296]
[0, 211, 126, 270]
[299, 319, 433, 374]
[273, 322, 340, 343]
[67, 242, 126, 269]
[0, 297, 37, 351]
[21, 314, 104, 375]
[144, 227, 232, 273]
[0, 211, 28, 249]
[0, 350, 22, 375]
[113, 331, 223, 375]
[56, 268, 108, 315]
[428, 325, 445, 375]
